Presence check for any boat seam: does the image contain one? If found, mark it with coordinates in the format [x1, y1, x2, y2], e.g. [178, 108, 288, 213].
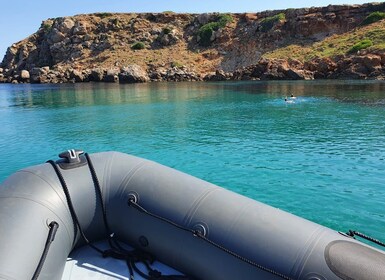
[182, 187, 221, 226]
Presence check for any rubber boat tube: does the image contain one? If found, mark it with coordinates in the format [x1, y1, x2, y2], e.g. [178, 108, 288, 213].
[0, 151, 384, 280]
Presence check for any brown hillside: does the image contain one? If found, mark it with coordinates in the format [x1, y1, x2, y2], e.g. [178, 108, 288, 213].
[1, 2, 385, 83]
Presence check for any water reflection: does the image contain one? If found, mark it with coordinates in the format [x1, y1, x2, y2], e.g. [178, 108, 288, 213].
[218, 80, 385, 106]
[2, 81, 385, 109]
[1, 82, 232, 109]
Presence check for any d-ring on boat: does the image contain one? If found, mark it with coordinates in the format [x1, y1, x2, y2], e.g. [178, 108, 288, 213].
[0, 150, 384, 280]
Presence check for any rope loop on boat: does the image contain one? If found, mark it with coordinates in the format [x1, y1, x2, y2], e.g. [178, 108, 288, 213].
[346, 230, 385, 247]
[48, 153, 192, 280]
[31, 221, 59, 280]
[84, 153, 117, 248]
[47, 159, 104, 254]
[127, 198, 294, 280]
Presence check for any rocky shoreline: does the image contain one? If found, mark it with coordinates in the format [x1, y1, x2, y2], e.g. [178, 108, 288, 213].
[1, 51, 384, 84]
[0, 64, 201, 84]
[1, 3, 385, 84]
[206, 52, 385, 81]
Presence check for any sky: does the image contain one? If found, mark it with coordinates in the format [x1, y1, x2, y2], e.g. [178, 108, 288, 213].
[0, 0, 373, 61]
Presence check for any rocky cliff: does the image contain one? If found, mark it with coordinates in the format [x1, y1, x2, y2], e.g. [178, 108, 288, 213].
[1, 2, 385, 83]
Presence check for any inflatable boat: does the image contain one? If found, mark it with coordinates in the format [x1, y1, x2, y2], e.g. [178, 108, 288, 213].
[0, 150, 384, 280]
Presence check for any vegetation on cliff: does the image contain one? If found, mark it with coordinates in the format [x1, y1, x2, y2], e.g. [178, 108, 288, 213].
[197, 14, 233, 46]
[361, 11, 385, 26]
[349, 39, 373, 53]
[263, 19, 385, 61]
[259, 13, 285, 32]
[131, 41, 146, 50]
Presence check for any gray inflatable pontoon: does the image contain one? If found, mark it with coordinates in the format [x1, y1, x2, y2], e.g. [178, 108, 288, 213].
[0, 151, 384, 280]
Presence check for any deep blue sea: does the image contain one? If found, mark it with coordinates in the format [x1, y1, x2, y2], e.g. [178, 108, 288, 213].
[1, 81, 384, 245]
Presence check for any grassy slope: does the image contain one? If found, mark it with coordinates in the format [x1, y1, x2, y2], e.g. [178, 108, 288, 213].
[262, 20, 385, 61]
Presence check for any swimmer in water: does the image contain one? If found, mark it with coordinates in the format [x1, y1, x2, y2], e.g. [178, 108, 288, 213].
[290, 94, 296, 99]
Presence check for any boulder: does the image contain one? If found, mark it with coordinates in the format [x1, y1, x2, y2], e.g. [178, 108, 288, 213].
[148, 66, 168, 81]
[118, 65, 149, 83]
[356, 54, 382, 70]
[41, 66, 50, 73]
[252, 58, 313, 80]
[29, 67, 52, 83]
[149, 71, 162, 81]
[286, 69, 314, 80]
[164, 67, 200, 81]
[50, 29, 66, 43]
[158, 29, 180, 46]
[104, 68, 120, 83]
[57, 18, 75, 34]
[72, 21, 87, 35]
[70, 69, 84, 82]
[204, 70, 229, 81]
[150, 27, 162, 35]
[197, 13, 212, 25]
[50, 42, 67, 63]
[30, 67, 44, 83]
[20, 70, 30, 80]
[89, 69, 105, 82]
[308, 57, 337, 72]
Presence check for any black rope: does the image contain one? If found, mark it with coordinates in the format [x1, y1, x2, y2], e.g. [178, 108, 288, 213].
[126, 259, 135, 280]
[346, 230, 385, 247]
[85, 153, 147, 254]
[47, 160, 104, 254]
[84, 153, 116, 248]
[31, 221, 59, 280]
[129, 199, 195, 235]
[131, 260, 153, 279]
[128, 199, 293, 280]
[83, 154, 192, 280]
[48, 155, 192, 280]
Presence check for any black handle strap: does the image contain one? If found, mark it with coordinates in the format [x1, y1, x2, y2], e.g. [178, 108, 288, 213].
[31, 221, 59, 280]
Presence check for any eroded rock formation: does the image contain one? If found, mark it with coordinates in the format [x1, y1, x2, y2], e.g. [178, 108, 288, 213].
[1, 2, 385, 83]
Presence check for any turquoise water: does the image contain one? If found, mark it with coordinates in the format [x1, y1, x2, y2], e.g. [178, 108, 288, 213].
[1, 81, 384, 244]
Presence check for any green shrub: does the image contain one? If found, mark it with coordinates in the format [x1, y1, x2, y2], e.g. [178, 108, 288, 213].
[43, 23, 52, 32]
[198, 22, 219, 46]
[348, 39, 373, 53]
[41, 21, 53, 33]
[171, 61, 183, 68]
[95, 12, 113, 19]
[131, 42, 146, 50]
[217, 14, 233, 28]
[163, 27, 172, 34]
[361, 11, 385, 26]
[197, 14, 233, 47]
[259, 13, 285, 32]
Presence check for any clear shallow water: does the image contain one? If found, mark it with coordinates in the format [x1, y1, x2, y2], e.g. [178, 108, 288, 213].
[1, 80, 385, 245]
